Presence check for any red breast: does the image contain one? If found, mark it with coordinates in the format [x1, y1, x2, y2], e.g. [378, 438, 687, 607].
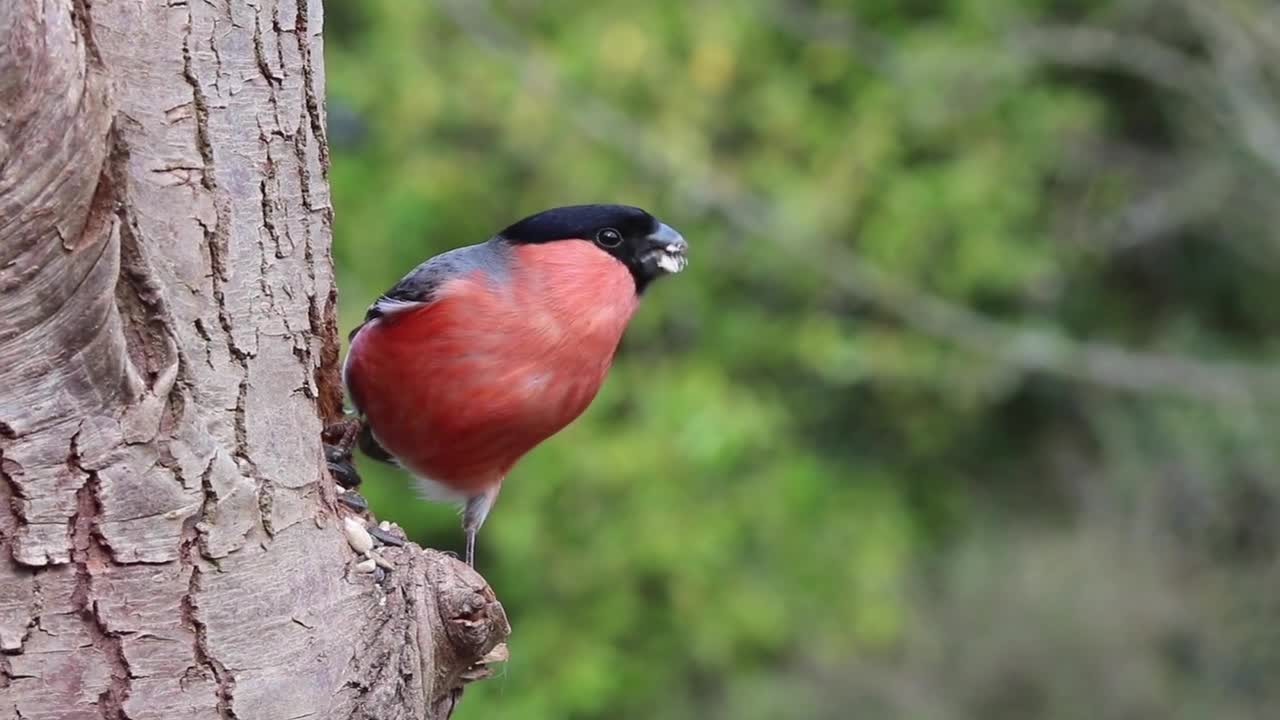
[344, 240, 638, 495]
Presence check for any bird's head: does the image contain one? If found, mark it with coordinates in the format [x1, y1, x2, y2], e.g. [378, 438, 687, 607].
[497, 204, 688, 292]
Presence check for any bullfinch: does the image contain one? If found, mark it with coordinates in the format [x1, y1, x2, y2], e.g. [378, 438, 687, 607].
[333, 204, 688, 566]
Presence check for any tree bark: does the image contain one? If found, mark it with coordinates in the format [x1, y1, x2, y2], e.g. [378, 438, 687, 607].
[0, 2, 508, 718]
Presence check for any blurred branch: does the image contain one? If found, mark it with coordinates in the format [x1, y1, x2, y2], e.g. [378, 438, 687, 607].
[1011, 24, 1212, 99]
[751, 0, 892, 70]
[441, 0, 1280, 406]
[1090, 166, 1233, 252]
[1188, 0, 1280, 178]
[1014, 1, 1280, 182]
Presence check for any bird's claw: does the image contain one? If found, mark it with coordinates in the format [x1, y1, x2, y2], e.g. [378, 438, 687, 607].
[322, 416, 362, 449]
[324, 417, 364, 489]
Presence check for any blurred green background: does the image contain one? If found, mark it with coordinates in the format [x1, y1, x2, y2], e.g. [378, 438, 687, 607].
[324, 1, 1280, 718]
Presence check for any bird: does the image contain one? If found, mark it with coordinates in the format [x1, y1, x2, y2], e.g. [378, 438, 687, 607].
[331, 204, 688, 566]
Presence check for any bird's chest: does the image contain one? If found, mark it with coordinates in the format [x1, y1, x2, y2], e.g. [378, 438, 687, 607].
[422, 243, 637, 425]
[483, 244, 638, 419]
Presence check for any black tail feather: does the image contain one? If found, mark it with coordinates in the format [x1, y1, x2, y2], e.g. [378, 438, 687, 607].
[358, 423, 398, 466]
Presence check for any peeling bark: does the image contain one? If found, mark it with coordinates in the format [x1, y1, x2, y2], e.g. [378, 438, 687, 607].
[0, 2, 508, 718]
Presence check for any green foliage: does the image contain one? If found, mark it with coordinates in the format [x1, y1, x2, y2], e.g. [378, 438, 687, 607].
[326, 0, 1280, 717]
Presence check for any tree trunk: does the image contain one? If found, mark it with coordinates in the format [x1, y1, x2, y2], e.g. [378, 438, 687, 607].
[0, 2, 508, 718]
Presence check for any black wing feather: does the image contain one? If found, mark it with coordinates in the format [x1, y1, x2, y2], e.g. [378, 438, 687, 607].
[346, 241, 509, 341]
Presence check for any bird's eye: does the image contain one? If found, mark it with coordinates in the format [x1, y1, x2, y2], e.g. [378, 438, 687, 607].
[595, 228, 623, 248]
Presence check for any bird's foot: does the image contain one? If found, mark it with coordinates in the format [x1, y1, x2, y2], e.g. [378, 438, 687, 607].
[323, 415, 363, 450]
[324, 416, 364, 489]
[327, 419, 375, 555]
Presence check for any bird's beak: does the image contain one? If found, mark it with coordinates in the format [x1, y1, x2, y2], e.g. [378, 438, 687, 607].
[644, 222, 688, 274]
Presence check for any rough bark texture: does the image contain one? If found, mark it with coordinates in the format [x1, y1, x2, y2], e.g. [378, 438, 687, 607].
[0, 2, 508, 718]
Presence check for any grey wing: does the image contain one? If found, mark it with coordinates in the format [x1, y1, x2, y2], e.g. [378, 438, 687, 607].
[346, 240, 509, 341]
